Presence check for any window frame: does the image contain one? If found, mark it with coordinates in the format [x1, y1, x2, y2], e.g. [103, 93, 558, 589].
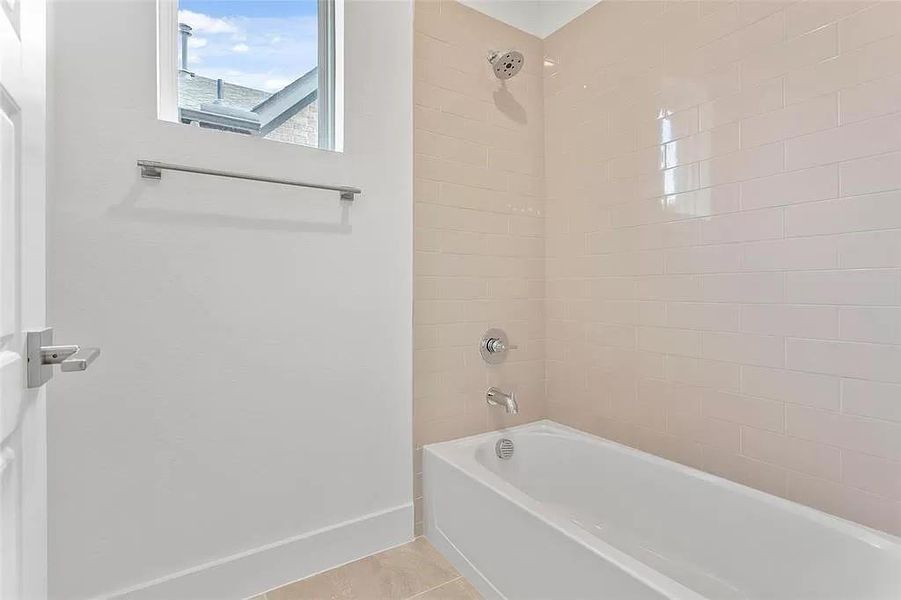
[156, 0, 341, 151]
[317, 0, 336, 151]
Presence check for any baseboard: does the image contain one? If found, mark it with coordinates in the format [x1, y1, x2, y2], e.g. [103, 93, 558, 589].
[101, 503, 413, 600]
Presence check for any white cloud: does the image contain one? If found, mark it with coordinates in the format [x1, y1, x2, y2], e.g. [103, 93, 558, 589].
[178, 10, 238, 34]
[231, 43, 250, 54]
[187, 37, 207, 49]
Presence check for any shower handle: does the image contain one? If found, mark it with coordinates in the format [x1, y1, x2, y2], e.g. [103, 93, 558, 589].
[485, 338, 516, 354]
[480, 328, 518, 364]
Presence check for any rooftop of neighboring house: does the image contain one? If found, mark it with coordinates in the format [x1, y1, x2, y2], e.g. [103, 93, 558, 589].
[178, 71, 319, 147]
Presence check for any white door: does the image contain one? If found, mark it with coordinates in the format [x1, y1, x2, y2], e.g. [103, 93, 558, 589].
[0, 0, 47, 599]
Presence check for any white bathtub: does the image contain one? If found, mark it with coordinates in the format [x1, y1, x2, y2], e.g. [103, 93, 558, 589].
[424, 420, 901, 600]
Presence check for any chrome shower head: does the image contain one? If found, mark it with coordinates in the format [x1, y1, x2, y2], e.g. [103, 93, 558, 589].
[488, 49, 524, 80]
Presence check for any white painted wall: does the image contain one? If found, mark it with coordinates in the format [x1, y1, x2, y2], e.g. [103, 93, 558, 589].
[458, 0, 600, 38]
[46, 1, 413, 599]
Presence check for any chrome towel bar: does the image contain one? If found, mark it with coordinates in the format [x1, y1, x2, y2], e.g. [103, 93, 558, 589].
[137, 160, 361, 201]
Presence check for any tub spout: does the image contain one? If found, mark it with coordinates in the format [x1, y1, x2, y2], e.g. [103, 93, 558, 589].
[486, 387, 519, 414]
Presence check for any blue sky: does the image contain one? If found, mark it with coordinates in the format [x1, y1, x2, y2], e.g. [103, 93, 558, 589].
[179, 1, 318, 92]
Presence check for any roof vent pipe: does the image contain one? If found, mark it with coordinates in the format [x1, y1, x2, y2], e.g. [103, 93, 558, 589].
[179, 23, 194, 75]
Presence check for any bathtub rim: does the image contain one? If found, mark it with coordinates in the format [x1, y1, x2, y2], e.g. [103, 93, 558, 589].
[424, 419, 901, 599]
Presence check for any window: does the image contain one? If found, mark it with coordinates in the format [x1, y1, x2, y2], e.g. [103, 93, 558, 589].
[157, 0, 341, 151]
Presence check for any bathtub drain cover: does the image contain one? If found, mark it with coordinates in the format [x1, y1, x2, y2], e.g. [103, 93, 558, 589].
[496, 438, 514, 460]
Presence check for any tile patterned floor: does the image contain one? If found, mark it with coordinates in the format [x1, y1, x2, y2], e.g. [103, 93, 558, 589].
[251, 537, 481, 600]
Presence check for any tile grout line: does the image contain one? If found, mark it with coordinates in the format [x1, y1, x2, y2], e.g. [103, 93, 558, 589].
[405, 576, 465, 600]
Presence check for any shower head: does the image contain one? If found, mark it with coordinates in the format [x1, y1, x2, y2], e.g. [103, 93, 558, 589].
[488, 49, 524, 80]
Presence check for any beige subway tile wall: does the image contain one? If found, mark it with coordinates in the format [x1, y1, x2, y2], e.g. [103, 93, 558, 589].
[544, 0, 901, 535]
[413, 1, 547, 534]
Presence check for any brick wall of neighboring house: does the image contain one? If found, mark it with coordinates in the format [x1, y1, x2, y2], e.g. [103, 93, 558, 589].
[178, 74, 318, 147]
